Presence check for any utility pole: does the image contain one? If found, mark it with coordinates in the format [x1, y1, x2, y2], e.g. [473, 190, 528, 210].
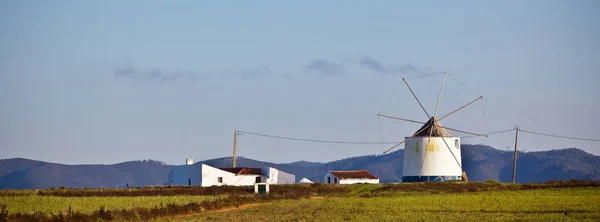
[232, 130, 238, 168]
[512, 126, 519, 184]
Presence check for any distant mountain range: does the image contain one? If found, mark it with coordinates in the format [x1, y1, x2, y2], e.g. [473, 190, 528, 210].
[1, 145, 599, 189]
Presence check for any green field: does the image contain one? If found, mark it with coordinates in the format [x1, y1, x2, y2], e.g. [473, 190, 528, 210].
[2, 182, 600, 221]
[0, 195, 223, 214]
[177, 188, 600, 221]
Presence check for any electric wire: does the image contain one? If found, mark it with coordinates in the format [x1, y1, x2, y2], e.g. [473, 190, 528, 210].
[519, 129, 600, 142]
[456, 127, 600, 143]
[239, 127, 600, 152]
[237, 130, 400, 145]
[462, 128, 515, 138]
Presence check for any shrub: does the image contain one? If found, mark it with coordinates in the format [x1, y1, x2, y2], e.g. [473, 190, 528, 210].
[0, 204, 8, 222]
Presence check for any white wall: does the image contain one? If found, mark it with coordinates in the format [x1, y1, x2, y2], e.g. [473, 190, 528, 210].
[170, 164, 295, 187]
[403, 137, 462, 177]
[262, 167, 296, 184]
[322, 172, 379, 184]
[323, 172, 337, 184]
[200, 164, 266, 187]
[339, 179, 379, 184]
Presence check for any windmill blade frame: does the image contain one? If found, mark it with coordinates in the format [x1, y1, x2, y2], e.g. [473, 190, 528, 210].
[403, 78, 431, 118]
[377, 72, 485, 182]
[378, 114, 487, 137]
[383, 126, 429, 154]
[437, 96, 483, 122]
[419, 121, 436, 178]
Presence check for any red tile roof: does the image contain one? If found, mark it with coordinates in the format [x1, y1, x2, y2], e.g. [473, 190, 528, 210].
[329, 170, 378, 180]
[219, 168, 263, 175]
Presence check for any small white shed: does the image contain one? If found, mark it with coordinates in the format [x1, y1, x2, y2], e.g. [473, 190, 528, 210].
[323, 170, 379, 184]
[299, 178, 313, 184]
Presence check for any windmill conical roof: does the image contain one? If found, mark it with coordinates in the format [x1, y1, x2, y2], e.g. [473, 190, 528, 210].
[413, 117, 451, 137]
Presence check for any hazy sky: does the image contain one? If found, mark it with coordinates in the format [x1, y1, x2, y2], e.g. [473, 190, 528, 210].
[1, 1, 599, 165]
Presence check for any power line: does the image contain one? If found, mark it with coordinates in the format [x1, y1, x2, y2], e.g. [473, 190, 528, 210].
[237, 130, 400, 145]
[239, 127, 600, 148]
[462, 128, 600, 142]
[519, 129, 600, 142]
[462, 128, 515, 138]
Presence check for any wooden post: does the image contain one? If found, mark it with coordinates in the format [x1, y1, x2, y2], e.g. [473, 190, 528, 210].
[512, 126, 519, 184]
[233, 130, 238, 168]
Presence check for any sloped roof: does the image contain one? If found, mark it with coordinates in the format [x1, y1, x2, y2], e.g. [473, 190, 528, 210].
[329, 170, 378, 180]
[219, 168, 263, 175]
[413, 117, 451, 137]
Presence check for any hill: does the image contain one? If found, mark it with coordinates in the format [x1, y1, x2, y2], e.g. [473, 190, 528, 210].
[0, 159, 170, 189]
[1, 145, 599, 189]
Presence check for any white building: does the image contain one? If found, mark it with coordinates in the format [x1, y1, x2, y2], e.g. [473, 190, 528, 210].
[169, 162, 295, 187]
[402, 117, 462, 182]
[323, 170, 379, 184]
[299, 178, 313, 184]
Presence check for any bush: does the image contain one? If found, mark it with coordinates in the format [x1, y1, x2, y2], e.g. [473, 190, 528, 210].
[0, 204, 8, 222]
[485, 180, 499, 184]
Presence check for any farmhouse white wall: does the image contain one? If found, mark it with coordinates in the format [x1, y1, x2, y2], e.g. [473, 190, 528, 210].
[262, 167, 296, 184]
[201, 164, 265, 187]
[170, 164, 294, 187]
[322, 172, 379, 184]
[338, 179, 379, 184]
[323, 172, 335, 184]
[403, 137, 462, 181]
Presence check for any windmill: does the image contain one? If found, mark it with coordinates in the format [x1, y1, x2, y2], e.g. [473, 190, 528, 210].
[378, 72, 487, 182]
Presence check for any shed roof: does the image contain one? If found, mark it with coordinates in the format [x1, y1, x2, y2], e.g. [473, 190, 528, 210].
[329, 170, 378, 180]
[219, 168, 263, 175]
[413, 117, 451, 137]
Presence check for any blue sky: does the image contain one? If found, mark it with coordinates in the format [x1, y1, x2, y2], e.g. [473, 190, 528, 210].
[1, 1, 599, 165]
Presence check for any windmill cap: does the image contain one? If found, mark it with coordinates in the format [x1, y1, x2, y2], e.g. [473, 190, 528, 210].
[412, 117, 452, 137]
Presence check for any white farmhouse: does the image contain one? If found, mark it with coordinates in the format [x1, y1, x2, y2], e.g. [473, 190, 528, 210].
[169, 162, 295, 187]
[323, 170, 379, 184]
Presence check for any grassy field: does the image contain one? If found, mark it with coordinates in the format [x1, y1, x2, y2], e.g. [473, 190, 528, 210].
[2, 181, 600, 221]
[0, 195, 224, 214]
[177, 188, 600, 221]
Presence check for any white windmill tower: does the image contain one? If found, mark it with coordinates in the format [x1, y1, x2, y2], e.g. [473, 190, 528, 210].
[378, 72, 487, 182]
